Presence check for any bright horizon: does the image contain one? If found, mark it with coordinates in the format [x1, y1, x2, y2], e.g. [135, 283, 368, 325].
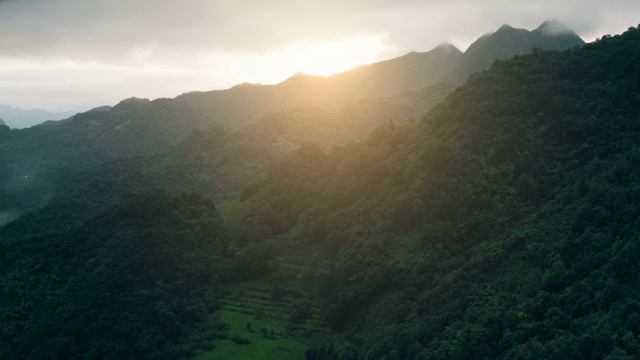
[1, 0, 639, 115]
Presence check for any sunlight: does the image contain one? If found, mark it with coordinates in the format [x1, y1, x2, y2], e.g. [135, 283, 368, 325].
[287, 36, 390, 76]
[225, 35, 390, 85]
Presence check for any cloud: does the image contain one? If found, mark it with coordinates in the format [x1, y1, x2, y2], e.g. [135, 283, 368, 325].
[2, 0, 639, 61]
[1, 0, 640, 112]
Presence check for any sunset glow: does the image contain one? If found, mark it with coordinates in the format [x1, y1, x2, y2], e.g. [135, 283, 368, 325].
[226, 35, 390, 84]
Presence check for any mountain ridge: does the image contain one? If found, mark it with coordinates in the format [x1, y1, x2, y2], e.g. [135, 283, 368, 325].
[445, 19, 584, 83]
[0, 104, 76, 129]
[242, 25, 640, 359]
[1, 20, 638, 360]
[0, 20, 584, 215]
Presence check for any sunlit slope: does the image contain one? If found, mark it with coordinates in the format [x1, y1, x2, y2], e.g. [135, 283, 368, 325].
[177, 20, 583, 129]
[0, 98, 213, 210]
[244, 26, 640, 359]
[0, 21, 582, 216]
[173, 42, 462, 130]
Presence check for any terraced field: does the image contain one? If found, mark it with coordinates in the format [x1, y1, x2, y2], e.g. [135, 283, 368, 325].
[194, 202, 329, 360]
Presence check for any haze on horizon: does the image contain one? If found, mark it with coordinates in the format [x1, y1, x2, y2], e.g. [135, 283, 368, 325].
[1, 0, 639, 115]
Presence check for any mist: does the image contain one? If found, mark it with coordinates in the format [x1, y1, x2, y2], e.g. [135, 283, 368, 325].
[0, 210, 21, 227]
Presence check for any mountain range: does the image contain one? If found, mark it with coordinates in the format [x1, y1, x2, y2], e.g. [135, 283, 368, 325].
[176, 20, 584, 128]
[0, 105, 76, 129]
[3, 19, 631, 360]
[0, 21, 583, 214]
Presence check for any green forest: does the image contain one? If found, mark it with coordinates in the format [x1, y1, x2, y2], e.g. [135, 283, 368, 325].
[1, 22, 639, 359]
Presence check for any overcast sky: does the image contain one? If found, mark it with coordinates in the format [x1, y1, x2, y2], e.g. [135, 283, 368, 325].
[1, 0, 639, 113]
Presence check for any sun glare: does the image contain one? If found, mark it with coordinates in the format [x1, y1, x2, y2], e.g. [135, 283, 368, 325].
[288, 36, 390, 76]
[225, 35, 390, 85]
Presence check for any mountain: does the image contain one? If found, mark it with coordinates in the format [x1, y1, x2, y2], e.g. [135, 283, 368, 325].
[0, 22, 584, 239]
[444, 20, 585, 83]
[0, 97, 220, 211]
[0, 118, 5, 126]
[173, 43, 462, 130]
[244, 25, 640, 359]
[0, 104, 76, 129]
[177, 21, 582, 129]
[0, 20, 633, 360]
[325, 42, 463, 98]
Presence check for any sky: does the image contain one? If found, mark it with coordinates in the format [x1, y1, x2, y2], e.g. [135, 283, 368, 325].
[1, 0, 639, 114]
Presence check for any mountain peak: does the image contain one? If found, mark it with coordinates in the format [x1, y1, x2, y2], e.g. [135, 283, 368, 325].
[447, 21, 584, 84]
[230, 82, 260, 89]
[535, 20, 575, 36]
[435, 42, 462, 54]
[497, 24, 516, 31]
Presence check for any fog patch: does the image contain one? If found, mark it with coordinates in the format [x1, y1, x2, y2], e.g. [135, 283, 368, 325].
[539, 20, 574, 35]
[0, 210, 21, 227]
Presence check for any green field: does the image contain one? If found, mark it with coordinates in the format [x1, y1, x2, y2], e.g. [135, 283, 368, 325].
[195, 278, 326, 360]
[217, 201, 251, 230]
[195, 201, 328, 360]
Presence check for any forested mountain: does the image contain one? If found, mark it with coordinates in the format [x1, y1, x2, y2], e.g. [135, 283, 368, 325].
[174, 20, 583, 128]
[0, 21, 582, 220]
[244, 25, 640, 359]
[0, 191, 230, 359]
[0, 87, 444, 220]
[445, 20, 584, 83]
[0, 19, 620, 360]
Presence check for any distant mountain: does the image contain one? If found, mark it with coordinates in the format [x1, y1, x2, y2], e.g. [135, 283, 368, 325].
[172, 43, 460, 129]
[444, 20, 585, 83]
[326, 42, 463, 98]
[177, 21, 582, 128]
[0, 20, 584, 213]
[0, 105, 76, 129]
[0, 118, 5, 126]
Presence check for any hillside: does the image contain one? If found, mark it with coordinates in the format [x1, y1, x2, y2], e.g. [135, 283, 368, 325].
[0, 21, 582, 219]
[244, 25, 640, 359]
[0, 191, 230, 359]
[0, 88, 441, 233]
[0, 19, 608, 360]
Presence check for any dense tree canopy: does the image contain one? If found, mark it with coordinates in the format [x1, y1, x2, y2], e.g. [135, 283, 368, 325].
[0, 21, 634, 360]
[0, 191, 229, 359]
[245, 25, 640, 359]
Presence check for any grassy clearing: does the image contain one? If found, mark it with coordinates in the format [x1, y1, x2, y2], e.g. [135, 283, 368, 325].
[195, 279, 322, 360]
[195, 309, 305, 360]
[194, 201, 331, 359]
[216, 201, 250, 230]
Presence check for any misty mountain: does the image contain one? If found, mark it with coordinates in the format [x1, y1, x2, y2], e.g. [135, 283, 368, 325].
[444, 20, 584, 83]
[0, 104, 76, 129]
[0, 20, 582, 216]
[0, 97, 442, 241]
[0, 19, 635, 360]
[177, 21, 582, 129]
